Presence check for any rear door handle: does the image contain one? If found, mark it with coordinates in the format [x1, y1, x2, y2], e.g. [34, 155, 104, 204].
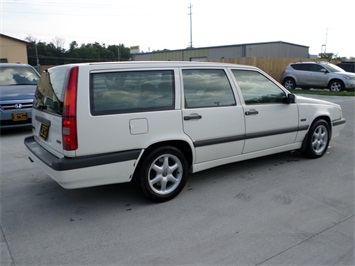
[245, 109, 259, 116]
[184, 113, 202, 121]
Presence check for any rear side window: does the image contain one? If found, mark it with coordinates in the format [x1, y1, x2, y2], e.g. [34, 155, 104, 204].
[34, 67, 70, 115]
[182, 69, 235, 108]
[90, 70, 175, 115]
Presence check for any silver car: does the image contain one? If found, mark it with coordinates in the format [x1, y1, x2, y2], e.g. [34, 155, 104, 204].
[281, 62, 355, 92]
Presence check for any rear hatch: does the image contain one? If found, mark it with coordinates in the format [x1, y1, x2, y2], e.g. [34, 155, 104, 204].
[32, 65, 75, 157]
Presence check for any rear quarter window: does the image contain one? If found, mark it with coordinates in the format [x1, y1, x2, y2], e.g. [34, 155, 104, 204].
[90, 70, 175, 115]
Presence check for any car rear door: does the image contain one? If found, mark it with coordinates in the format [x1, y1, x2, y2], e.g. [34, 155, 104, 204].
[291, 64, 310, 86]
[181, 68, 245, 163]
[32, 66, 71, 157]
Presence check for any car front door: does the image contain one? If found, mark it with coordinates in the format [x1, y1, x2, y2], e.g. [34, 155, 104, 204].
[308, 64, 329, 87]
[231, 69, 299, 154]
[181, 68, 245, 163]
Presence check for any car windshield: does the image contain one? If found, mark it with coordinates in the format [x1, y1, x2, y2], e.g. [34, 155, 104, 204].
[323, 63, 346, 73]
[0, 66, 40, 86]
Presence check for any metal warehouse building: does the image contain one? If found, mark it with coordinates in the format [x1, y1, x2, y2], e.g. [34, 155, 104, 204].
[132, 41, 309, 61]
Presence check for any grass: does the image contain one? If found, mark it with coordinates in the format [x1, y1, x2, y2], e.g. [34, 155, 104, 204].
[291, 89, 355, 97]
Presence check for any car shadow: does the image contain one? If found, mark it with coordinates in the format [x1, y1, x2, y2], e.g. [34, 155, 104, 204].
[0, 126, 32, 136]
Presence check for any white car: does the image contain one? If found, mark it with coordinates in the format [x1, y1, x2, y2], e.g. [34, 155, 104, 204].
[25, 61, 346, 202]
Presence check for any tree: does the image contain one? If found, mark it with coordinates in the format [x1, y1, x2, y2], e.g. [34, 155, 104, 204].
[26, 36, 132, 66]
[52, 37, 65, 49]
[318, 52, 344, 61]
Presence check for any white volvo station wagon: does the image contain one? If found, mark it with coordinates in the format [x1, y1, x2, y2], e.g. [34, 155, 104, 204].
[25, 61, 346, 202]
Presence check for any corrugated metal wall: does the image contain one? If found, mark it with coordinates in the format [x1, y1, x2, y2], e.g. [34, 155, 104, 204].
[245, 43, 309, 58]
[133, 42, 309, 61]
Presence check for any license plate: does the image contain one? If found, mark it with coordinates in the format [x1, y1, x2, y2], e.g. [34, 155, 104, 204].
[40, 123, 50, 140]
[12, 113, 27, 121]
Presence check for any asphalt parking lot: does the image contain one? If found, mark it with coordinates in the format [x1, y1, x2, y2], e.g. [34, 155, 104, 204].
[1, 95, 354, 266]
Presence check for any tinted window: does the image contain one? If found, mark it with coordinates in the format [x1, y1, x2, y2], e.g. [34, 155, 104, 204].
[309, 64, 326, 72]
[291, 64, 311, 71]
[182, 69, 235, 108]
[34, 67, 69, 115]
[90, 70, 174, 115]
[232, 70, 286, 105]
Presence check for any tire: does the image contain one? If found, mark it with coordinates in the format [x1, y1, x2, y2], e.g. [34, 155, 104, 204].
[283, 78, 296, 90]
[134, 146, 188, 202]
[302, 119, 330, 158]
[328, 80, 344, 92]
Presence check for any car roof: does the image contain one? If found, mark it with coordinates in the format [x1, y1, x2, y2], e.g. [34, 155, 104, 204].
[291, 61, 329, 64]
[50, 61, 259, 70]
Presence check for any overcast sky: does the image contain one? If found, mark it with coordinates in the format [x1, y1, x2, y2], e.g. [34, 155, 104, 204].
[1, 0, 354, 57]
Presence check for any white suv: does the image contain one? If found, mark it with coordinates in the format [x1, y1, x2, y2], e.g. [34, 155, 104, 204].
[25, 61, 346, 202]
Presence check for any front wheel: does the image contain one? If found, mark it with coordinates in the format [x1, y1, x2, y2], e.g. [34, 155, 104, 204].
[134, 146, 188, 202]
[329, 80, 344, 92]
[302, 119, 330, 158]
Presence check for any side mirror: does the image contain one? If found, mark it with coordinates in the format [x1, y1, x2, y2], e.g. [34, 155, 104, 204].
[320, 69, 327, 74]
[284, 94, 296, 104]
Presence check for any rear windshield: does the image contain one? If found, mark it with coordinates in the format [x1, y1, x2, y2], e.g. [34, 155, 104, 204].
[33, 67, 70, 115]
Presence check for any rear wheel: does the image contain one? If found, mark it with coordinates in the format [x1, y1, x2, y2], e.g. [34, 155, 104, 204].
[134, 146, 188, 202]
[329, 80, 344, 92]
[302, 119, 330, 158]
[283, 78, 296, 90]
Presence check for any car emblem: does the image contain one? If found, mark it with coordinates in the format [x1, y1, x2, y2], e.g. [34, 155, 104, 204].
[15, 103, 23, 109]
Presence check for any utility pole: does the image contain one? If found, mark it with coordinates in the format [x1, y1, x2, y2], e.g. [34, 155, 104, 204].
[188, 3, 193, 48]
[321, 28, 328, 54]
[35, 42, 39, 70]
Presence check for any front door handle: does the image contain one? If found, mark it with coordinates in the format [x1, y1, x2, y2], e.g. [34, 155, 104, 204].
[245, 109, 259, 116]
[184, 113, 202, 121]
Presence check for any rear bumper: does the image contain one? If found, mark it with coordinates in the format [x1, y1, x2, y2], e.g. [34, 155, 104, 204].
[24, 136, 141, 188]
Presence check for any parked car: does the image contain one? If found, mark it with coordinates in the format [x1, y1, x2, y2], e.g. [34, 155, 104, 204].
[337, 61, 355, 73]
[281, 61, 355, 91]
[0, 63, 40, 129]
[25, 61, 346, 202]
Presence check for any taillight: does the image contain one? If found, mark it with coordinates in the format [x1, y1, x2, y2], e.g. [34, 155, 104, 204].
[62, 66, 78, 150]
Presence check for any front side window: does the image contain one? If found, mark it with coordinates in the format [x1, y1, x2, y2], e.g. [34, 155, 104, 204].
[90, 70, 174, 115]
[309, 64, 326, 72]
[232, 70, 286, 105]
[182, 69, 235, 108]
